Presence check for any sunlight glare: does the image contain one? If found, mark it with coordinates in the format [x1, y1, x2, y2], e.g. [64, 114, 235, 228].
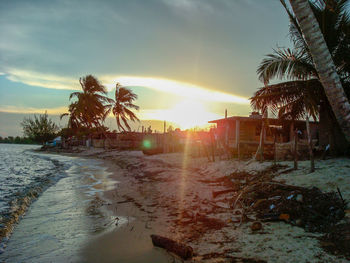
[139, 99, 222, 130]
[103, 76, 249, 104]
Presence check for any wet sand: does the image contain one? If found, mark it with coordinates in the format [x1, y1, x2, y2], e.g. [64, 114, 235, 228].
[81, 216, 175, 263]
[0, 153, 121, 262]
[45, 148, 350, 262]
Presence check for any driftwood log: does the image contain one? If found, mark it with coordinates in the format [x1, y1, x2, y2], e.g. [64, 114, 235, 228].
[212, 189, 236, 198]
[150, 234, 193, 260]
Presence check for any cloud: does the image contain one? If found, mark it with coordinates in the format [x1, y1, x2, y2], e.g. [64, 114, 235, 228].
[161, 0, 215, 14]
[102, 75, 250, 104]
[0, 105, 68, 115]
[0, 0, 127, 77]
[2, 66, 248, 106]
[3, 68, 78, 90]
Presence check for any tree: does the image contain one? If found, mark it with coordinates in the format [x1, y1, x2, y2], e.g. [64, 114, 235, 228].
[21, 112, 59, 144]
[62, 75, 112, 130]
[251, 0, 350, 152]
[109, 83, 140, 131]
[288, 0, 350, 142]
[60, 101, 81, 134]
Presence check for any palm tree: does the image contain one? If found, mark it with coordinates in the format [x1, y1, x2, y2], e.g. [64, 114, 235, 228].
[109, 83, 139, 131]
[62, 75, 112, 130]
[251, 0, 350, 151]
[287, 0, 350, 142]
[60, 102, 81, 132]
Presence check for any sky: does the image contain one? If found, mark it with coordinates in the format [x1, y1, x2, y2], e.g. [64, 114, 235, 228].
[0, 0, 292, 136]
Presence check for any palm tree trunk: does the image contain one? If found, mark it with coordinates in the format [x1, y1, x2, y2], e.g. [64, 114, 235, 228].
[289, 0, 350, 142]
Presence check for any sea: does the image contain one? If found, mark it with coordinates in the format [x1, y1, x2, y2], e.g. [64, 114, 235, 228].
[0, 144, 121, 262]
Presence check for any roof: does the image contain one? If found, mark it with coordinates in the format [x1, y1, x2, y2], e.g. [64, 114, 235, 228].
[208, 116, 318, 125]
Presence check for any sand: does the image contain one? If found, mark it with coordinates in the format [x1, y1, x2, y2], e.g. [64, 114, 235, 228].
[276, 158, 350, 201]
[58, 147, 350, 262]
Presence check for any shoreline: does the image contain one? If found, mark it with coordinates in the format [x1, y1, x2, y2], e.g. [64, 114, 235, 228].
[39, 147, 350, 262]
[0, 145, 67, 246]
[0, 148, 130, 262]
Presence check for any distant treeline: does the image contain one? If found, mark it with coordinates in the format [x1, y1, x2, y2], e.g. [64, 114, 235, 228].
[0, 136, 37, 144]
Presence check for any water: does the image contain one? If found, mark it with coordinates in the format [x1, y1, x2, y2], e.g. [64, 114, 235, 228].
[0, 144, 122, 262]
[0, 144, 62, 218]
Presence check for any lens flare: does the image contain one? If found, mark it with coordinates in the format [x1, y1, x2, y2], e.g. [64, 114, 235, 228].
[142, 140, 152, 149]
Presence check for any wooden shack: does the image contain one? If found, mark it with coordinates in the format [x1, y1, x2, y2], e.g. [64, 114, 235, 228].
[209, 112, 319, 158]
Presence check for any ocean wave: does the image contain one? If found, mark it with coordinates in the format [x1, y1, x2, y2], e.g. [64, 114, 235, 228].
[0, 145, 68, 244]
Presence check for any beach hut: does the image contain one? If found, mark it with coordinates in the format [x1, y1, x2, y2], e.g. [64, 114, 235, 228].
[209, 112, 319, 158]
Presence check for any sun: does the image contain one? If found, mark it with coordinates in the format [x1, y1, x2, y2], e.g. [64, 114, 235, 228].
[157, 99, 221, 130]
[138, 99, 220, 130]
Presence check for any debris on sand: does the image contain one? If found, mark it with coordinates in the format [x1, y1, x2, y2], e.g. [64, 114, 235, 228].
[320, 223, 350, 259]
[229, 166, 349, 259]
[238, 183, 346, 232]
[150, 234, 193, 260]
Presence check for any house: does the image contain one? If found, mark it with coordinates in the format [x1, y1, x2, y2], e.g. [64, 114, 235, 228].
[209, 112, 319, 158]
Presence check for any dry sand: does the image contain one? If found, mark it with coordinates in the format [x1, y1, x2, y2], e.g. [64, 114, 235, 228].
[69, 147, 350, 263]
[276, 158, 350, 201]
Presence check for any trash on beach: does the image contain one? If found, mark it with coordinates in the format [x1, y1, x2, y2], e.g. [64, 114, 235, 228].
[234, 181, 346, 232]
[287, 194, 294, 200]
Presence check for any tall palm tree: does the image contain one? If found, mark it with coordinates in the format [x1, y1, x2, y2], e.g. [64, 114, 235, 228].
[62, 75, 112, 129]
[252, 0, 350, 151]
[288, 0, 350, 142]
[109, 83, 139, 131]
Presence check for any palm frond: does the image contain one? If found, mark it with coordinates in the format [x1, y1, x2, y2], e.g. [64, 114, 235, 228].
[121, 116, 131, 131]
[60, 113, 68, 120]
[251, 79, 323, 119]
[124, 108, 140, 122]
[69, 92, 81, 100]
[257, 48, 316, 84]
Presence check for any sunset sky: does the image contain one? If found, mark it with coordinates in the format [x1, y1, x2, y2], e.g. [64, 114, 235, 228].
[0, 0, 291, 136]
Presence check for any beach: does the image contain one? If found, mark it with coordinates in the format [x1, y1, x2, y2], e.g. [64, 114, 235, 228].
[3, 0, 350, 262]
[67, 148, 350, 263]
[0, 146, 162, 262]
[1, 145, 349, 262]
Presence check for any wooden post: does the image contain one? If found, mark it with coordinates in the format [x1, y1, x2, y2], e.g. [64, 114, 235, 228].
[254, 109, 267, 162]
[210, 131, 215, 162]
[235, 120, 240, 148]
[254, 120, 265, 162]
[259, 120, 265, 162]
[306, 116, 315, 173]
[225, 122, 229, 147]
[237, 142, 240, 159]
[294, 129, 298, 170]
[274, 133, 277, 165]
[163, 133, 166, 153]
[235, 119, 240, 159]
[201, 140, 211, 162]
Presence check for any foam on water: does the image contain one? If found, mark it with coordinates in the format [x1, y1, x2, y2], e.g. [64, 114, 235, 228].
[0, 144, 123, 262]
